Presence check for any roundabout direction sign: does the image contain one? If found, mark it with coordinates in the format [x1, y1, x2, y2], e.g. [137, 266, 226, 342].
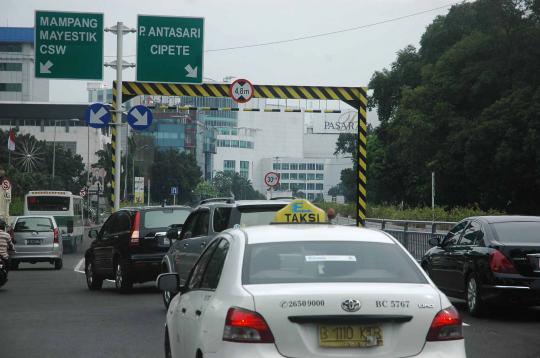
[264, 172, 280, 187]
[230, 79, 254, 103]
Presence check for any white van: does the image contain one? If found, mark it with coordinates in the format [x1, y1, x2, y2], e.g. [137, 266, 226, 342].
[24, 191, 84, 252]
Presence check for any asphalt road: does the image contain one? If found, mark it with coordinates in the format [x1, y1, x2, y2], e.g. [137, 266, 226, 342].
[1, 234, 540, 358]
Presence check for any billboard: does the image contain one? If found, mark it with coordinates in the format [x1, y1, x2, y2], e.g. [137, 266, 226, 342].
[312, 110, 358, 134]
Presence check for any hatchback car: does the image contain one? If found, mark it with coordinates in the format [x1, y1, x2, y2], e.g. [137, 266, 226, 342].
[158, 225, 465, 358]
[160, 198, 289, 307]
[84, 206, 191, 292]
[10, 215, 63, 270]
[422, 216, 540, 316]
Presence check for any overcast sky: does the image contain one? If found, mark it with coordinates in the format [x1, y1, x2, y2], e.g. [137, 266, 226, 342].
[2, 0, 459, 115]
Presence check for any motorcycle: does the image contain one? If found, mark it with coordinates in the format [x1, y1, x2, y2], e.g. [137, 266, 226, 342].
[0, 257, 7, 287]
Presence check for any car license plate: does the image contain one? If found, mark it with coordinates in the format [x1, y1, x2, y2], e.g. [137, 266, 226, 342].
[26, 239, 41, 245]
[162, 237, 170, 246]
[319, 325, 383, 348]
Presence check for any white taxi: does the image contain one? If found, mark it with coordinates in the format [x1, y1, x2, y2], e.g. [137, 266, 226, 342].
[157, 201, 465, 358]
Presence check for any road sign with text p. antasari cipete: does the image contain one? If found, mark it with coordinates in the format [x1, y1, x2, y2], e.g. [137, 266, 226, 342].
[35, 11, 103, 80]
[137, 15, 204, 83]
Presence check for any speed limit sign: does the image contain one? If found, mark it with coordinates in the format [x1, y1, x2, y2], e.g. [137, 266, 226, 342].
[230, 79, 254, 103]
[264, 172, 280, 187]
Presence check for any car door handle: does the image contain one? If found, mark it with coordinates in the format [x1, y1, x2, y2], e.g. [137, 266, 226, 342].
[183, 243, 189, 248]
[201, 242, 207, 248]
[195, 310, 202, 316]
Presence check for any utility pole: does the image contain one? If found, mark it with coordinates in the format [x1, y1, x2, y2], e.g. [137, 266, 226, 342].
[432, 172, 435, 222]
[104, 22, 136, 211]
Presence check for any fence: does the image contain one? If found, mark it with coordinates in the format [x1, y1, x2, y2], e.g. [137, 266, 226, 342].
[334, 216, 457, 261]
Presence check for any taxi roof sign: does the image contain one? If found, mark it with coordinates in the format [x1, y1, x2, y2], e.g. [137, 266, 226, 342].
[273, 199, 328, 224]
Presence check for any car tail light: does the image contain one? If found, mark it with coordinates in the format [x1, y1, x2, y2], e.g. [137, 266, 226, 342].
[426, 306, 463, 342]
[426, 306, 463, 341]
[490, 250, 518, 274]
[223, 307, 275, 343]
[53, 228, 59, 244]
[130, 212, 141, 247]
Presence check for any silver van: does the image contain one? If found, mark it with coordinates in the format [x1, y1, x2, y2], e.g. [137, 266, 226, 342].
[10, 215, 63, 270]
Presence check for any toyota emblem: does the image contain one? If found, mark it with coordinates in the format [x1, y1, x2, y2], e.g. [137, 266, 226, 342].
[341, 299, 361, 312]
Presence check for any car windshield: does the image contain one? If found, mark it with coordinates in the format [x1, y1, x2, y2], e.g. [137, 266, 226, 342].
[492, 222, 540, 244]
[243, 241, 427, 285]
[238, 208, 283, 227]
[14, 217, 54, 232]
[143, 209, 191, 229]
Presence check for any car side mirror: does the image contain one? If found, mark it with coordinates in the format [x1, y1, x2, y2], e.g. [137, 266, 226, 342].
[183, 231, 192, 240]
[88, 229, 98, 239]
[156, 273, 180, 293]
[429, 237, 441, 247]
[166, 227, 179, 241]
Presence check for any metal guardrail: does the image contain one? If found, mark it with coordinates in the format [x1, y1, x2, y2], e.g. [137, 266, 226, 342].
[334, 216, 457, 261]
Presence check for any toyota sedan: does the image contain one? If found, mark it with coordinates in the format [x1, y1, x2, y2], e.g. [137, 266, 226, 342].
[158, 225, 465, 358]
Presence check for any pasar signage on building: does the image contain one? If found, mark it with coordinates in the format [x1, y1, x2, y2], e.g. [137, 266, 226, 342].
[312, 110, 358, 134]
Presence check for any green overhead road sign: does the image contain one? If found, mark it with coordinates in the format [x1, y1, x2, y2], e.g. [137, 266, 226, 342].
[137, 15, 204, 83]
[35, 11, 104, 80]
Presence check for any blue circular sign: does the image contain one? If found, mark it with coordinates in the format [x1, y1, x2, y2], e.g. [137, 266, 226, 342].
[127, 105, 153, 131]
[84, 103, 112, 129]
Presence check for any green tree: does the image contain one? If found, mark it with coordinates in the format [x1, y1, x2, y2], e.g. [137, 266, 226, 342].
[212, 171, 265, 200]
[150, 149, 202, 204]
[193, 181, 218, 202]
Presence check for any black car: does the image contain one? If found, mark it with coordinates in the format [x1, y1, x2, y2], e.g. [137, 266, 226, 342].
[160, 198, 289, 307]
[84, 206, 191, 292]
[421, 216, 540, 316]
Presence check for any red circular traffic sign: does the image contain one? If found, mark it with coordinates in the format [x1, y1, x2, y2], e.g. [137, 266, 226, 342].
[2, 179, 11, 191]
[79, 187, 87, 197]
[264, 172, 280, 187]
[229, 79, 254, 103]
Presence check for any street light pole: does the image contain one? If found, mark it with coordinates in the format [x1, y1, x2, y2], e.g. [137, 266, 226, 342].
[52, 121, 57, 183]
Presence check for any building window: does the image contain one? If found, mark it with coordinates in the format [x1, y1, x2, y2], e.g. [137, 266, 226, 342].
[224, 160, 235, 173]
[0, 83, 22, 92]
[273, 163, 280, 170]
[308, 193, 315, 200]
[290, 163, 298, 170]
[316, 183, 323, 190]
[280, 183, 289, 190]
[299, 163, 307, 170]
[299, 173, 306, 180]
[0, 44, 22, 52]
[289, 173, 297, 180]
[281, 163, 289, 170]
[240, 161, 249, 179]
[316, 173, 324, 180]
[281, 173, 289, 180]
[307, 163, 316, 170]
[307, 183, 315, 190]
[307, 173, 315, 181]
[0, 63, 22, 71]
[296, 183, 306, 190]
[316, 164, 324, 170]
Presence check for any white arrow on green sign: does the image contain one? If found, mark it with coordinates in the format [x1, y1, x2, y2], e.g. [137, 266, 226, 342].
[136, 15, 204, 83]
[34, 11, 104, 80]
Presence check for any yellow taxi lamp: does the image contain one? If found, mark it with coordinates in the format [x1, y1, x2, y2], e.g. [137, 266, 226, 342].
[273, 199, 328, 224]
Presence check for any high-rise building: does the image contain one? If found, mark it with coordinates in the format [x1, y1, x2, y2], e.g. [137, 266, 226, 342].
[0, 27, 49, 102]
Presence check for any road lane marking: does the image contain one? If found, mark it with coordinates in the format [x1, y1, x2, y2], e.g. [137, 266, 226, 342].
[74, 258, 85, 274]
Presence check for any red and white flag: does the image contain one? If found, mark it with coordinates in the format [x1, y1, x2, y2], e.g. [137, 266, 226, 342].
[7, 129, 15, 152]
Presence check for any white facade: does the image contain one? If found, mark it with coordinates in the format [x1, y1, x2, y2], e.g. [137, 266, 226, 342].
[0, 40, 49, 102]
[212, 100, 353, 200]
[0, 122, 110, 167]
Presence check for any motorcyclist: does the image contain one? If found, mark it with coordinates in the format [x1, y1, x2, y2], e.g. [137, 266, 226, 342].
[0, 219, 15, 272]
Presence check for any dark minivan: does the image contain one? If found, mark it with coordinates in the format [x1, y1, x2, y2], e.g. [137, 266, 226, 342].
[422, 216, 540, 316]
[84, 206, 191, 292]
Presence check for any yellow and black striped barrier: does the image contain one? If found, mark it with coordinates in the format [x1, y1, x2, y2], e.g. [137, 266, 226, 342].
[114, 81, 368, 227]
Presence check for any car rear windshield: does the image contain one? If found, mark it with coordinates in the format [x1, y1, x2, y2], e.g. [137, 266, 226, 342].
[238, 207, 283, 227]
[143, 209, 191, 229]
[492, 222, 540, 244]
[27, 196, 70, 211]
[15, 217, 54, 232]
[243, 241, 427, 285]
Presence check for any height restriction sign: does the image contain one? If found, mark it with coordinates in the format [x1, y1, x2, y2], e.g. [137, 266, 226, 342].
[230, 79, 254, 103]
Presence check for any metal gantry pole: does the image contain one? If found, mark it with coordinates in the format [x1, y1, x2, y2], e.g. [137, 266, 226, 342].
[105, 22, 135, 212]
[52, 120, 57, 183]
[356, 89, 369, 227]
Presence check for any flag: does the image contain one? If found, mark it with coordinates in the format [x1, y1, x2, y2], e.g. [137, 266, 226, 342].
[7, 129, 15, 152]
